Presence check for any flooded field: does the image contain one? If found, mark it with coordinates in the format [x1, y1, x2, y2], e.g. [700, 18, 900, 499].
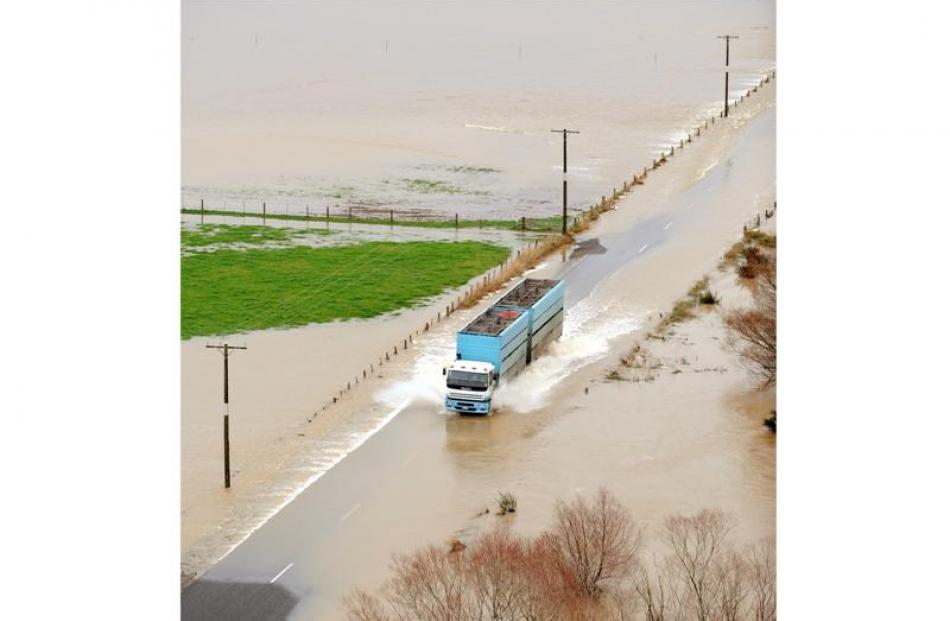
[183, 0, 775, 219]
[182, 83, 776, 619]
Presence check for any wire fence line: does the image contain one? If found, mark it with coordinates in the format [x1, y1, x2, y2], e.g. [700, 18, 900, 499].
[743, 200, 777, 232]
[181, 200, 563, 232]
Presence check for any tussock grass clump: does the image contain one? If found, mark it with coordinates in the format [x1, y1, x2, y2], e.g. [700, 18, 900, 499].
[668, 299, 696, 324]
[605, 369, 625, 381]
[497, 492, 518, 514]
[720, 228, 776, 272]
[698, 290, 719, 305]
[687, 276, 711, 300]
[657, 275, 720, 332]
[720, 240, 746, 269]
[743, 229, 776, 248]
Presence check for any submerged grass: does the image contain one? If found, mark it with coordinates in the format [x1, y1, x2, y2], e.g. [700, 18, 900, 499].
[399, 178, 488, 196]
[180, 224, 330, 249]
[656, 274, 718, 332]
[181, 241, 509, 340]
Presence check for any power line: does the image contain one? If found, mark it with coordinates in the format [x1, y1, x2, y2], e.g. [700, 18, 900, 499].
[206, 343, 247, 488]
[550, 129, 580, 235]
[718, 35, 739, 118]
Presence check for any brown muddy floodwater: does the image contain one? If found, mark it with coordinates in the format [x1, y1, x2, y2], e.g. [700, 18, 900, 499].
[182, 0, 775, 219]
[187, 88, 776, 620]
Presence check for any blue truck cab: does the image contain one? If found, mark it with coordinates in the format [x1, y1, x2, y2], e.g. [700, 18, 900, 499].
[444, 278, 564, 415]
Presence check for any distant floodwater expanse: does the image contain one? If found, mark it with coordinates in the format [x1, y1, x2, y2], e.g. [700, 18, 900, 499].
[182, 0, 775, 219]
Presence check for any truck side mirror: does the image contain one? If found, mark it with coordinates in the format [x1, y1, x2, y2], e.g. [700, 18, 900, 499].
[442, 367, 446, 376]
[493, 371, 499, 380]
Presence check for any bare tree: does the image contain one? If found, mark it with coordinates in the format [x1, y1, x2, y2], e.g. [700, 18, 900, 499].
[724, 253, 776, 385]
[463, 530, 533, 621]
[635, 555, 680, 621]
[711, 550, 749, 621]
[746, 538, 776, 621]
[551, 489, 642, 597]
[345, 589, 392, 621]
[663, 509, 734, 621]
[516, 533, 574, 621]
[383, 544, 468, 621]
[344, 498, 773, 621]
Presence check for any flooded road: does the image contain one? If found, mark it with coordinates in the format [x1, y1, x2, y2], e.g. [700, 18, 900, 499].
[182, 88, 775, 620]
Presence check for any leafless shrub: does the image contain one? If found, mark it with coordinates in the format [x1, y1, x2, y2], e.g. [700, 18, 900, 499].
[384, 544, 467, 620]
[344, 589, 392, 621]
[552, 489, 642, 596]
[724, 253, 776, 385]
[463, 530, 532, 620]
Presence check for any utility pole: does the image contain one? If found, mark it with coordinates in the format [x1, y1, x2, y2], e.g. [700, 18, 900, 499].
[550, 128, 580, 234]
[718, 35, 739, 117]
[206, 343, 247, 488]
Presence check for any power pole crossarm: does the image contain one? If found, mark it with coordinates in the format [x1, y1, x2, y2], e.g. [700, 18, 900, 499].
[551, 129, 580, 234]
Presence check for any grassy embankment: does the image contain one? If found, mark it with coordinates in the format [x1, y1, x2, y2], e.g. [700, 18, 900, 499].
[181, 240, 509, 340]
[181, 208, 562, 232]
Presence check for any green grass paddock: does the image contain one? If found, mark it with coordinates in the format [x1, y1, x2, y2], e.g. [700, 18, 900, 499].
[181, 240, 509, 340]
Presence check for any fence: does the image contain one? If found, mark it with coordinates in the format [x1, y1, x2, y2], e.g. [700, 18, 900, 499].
[181, 200, 562, 233]
[743, 200, 777, 233]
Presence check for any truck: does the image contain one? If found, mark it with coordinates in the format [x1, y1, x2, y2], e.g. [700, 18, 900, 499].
[444, 278, 565, 414]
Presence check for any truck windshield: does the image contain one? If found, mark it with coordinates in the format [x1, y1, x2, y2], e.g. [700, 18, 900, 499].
[447, 370, 490, 391]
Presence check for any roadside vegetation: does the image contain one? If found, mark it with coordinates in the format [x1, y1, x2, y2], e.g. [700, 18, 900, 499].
[181, 240, 509, 340]
[345, 489, 775, 621]
[719, 229, 776, 272]
[654, 275, 720, 333]
[608, 227, 776, 430]
[723, 238, 777, 387]
[723, 228, 778, 429]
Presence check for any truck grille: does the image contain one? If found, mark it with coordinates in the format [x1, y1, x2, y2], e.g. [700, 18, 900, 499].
[448, 392, 483, 402]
